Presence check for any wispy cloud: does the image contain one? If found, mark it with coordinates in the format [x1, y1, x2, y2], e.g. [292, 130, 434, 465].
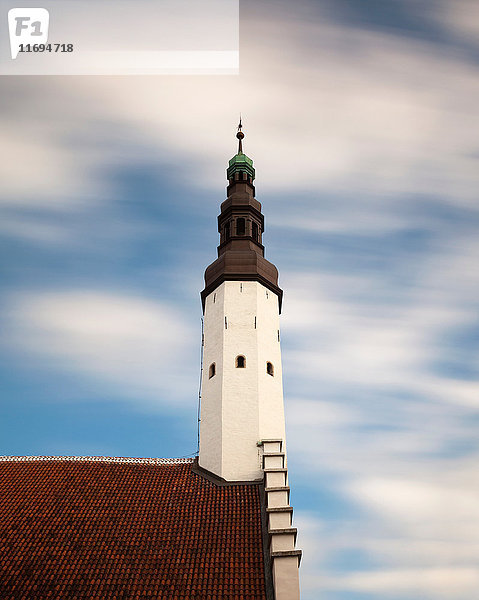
[282, 264, 478, 407]
[1, 2, 479, 214]
[295, 463, 479, 598]
[317, 567, 479, 599]
[436, 0, 479, 43]
[1, 2, 478, 600]
[3, 290, 197, 409]
[282, 231, 478, 597]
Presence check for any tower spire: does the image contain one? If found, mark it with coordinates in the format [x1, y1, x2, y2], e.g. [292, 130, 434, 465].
[236, 116, 244, 154]
[202, 122, 282, 314]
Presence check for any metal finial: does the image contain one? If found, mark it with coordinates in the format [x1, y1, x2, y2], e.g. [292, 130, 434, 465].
[236, 116, 244, 154]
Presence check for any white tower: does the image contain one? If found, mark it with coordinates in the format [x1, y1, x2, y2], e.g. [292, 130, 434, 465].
[199, 123, 286, 481]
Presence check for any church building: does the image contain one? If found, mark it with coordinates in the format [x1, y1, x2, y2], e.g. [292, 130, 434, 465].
[0, 124, 302, 599]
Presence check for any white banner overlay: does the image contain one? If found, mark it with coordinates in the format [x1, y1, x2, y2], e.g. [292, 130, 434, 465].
[1, 0, 239, 75]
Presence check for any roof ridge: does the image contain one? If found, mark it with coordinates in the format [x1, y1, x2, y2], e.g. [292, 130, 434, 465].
[0, 455, 195, 465]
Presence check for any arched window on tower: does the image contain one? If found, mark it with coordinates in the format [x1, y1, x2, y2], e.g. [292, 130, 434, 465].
[236, 355, 246, 368]
[209, 363, 216, 378]
[252, 221, 259, 242]
[225, 222, 230, 240]
[266, 362, 274, 376]
[236, 218, 245, 236]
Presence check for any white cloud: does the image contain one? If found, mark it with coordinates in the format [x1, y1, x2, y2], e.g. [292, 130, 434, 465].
[327, 567, 479, 599]
[281, 240, 479, 599]
[295, 476, 479, 599]
[437, 0, 479, 42]
[0, 118, 108, 206]
[1, 2, 479, 213]
[347, 475, 479, 524]
[281, 254, 479, 409]
[4, 290, 196, 409]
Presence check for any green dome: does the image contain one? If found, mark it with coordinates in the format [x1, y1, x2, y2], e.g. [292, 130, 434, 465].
[227, 152, 255, 181]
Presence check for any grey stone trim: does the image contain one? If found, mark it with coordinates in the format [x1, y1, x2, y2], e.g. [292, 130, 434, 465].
[268, 528, 297, 535]
[271, 549, 302, 565]
[266, 506, 294, 513]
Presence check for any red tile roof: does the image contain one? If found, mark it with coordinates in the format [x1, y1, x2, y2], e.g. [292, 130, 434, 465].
[0, 457, 269, 599]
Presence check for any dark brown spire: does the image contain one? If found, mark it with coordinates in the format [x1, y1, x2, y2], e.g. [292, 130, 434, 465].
[201, 124, 283, 312]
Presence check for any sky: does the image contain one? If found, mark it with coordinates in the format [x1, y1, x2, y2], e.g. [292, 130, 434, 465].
[1, 0, 479, 598]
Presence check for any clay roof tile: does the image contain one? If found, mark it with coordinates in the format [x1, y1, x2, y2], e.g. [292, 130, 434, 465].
[0, 457, 267, 600]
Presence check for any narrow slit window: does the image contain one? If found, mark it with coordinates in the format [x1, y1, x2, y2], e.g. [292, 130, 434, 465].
[209, 363, 216, 379]
[213, 293, 216, 303]
[236, 355, 246, 368]
[267, 362, 274, 376]
[252, 222, 259, 242]
[277, 329, 280, 342]
[225, 222, 230, 240]
[254, 316, 257, 329]
[236, 218, 245, 236]
[225, 316, 228, 329]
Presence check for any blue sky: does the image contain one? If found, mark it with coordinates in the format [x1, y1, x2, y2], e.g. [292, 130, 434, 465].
[1, 1, 479, 598]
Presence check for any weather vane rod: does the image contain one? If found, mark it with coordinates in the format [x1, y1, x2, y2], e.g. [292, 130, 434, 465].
[236, 115, 244, 154]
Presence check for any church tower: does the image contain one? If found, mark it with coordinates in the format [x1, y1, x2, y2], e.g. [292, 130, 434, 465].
[199, 122, 287, 482]
[0, 122, 301, 600]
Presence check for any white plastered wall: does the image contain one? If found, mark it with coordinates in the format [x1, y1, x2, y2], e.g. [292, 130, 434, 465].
[199, 280, 286, 481]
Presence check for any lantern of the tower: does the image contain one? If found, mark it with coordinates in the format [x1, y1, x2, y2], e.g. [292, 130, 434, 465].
[199, 122, 286, 482]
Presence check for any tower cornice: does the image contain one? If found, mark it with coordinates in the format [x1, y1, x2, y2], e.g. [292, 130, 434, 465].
[201, 263, 283, 312]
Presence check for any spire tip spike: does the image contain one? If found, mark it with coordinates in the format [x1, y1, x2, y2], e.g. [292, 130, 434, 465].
[236, 115, 244, 154]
